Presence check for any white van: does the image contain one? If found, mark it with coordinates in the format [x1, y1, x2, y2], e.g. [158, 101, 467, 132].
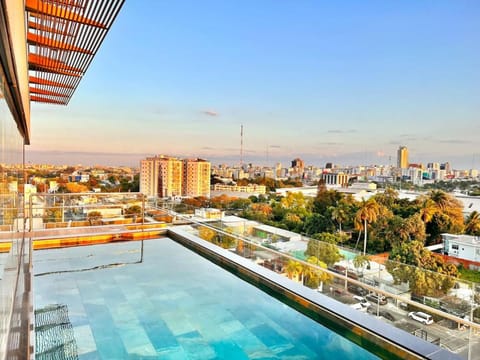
[408, 311, 433, 325]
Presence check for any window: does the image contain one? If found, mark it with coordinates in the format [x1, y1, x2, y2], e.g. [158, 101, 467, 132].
[452, 245, 459, 250]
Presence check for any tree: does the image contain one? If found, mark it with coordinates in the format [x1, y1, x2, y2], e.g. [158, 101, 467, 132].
[387, 240, 458, 297]
[424, 190, 465, 240]
[87, 211, 102, 225]
[330, 201, 350, 233]
[355, 199, 380, 255]
[44, 207, 60, 223]
[302, 256, 333, 291]
[311, 232, 346, 244]
[125, 205, 142, 222]
[303, 213, 334, 235]
[373, 187, 398, 209]
[285, 260, 303, 281]
[313, 186, 343, 214]
[305, 237, 343, 267]
[417, 198, 437, 224]
[65, 182, 89, 193]
[465, 211, 480, 236]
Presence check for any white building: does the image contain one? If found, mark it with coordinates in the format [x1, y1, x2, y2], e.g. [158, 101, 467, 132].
[442, 233, 480, 263]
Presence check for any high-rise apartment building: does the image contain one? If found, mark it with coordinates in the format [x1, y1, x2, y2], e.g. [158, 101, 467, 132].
[140, 156, 211, 198]
[140, 156, 183, 198]
[397, 146, 409, 169]
[183, 159, 211, 198]
[291, 158, 305, 178]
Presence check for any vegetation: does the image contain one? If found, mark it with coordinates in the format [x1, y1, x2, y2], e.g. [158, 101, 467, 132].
[179, 185, 475, 297]
[458, 266, 480, 283]
[387, 241, 458, 296]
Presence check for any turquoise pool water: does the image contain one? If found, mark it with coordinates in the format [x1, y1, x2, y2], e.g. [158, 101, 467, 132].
[34, 238, 378, 359]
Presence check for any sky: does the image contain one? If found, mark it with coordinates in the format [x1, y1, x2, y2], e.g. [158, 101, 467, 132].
[27, 0, 480, 169]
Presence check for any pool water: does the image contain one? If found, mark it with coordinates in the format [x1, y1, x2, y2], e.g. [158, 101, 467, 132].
[34, 238, 378, 359]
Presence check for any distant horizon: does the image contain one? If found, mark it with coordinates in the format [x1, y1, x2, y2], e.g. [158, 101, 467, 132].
[25, 149, 479, 171]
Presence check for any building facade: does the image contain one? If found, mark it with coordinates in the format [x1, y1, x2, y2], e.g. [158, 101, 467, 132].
[321, 172, 350, 187]
[442, 233, 480, 264]
[140, 156, 183, 198]
[183, 158, 211, 198]
[140, 156, 211, 198]
[397, 146, 409, 169]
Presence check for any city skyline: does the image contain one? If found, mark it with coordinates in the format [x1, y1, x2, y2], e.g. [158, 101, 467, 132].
[27, 1, 480, 169]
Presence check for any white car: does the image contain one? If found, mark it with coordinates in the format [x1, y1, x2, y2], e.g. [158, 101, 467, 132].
[408, 311, 433, 325]
[351, 300, 371, 312]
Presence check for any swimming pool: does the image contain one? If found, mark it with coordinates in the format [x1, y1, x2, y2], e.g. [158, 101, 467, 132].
[34, 238, 378, 359]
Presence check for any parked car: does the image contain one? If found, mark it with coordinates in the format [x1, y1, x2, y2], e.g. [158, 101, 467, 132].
[367, 307, 396, 322]
[348, 285, 368, 297]
[350, 301, 370, 312]
[408, 311, 433, 325]
[365, 293, 387, 305]
[353, 296, 371, 307]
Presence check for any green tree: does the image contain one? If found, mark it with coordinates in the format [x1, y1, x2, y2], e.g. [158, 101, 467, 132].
[303, 213, 334, 235]
[387, 240, 458, 297]
[305, 237, 343, 267]
[330, 201, 350, 233]
[300, 256, 333, 291]
[422, 190, 465, 243]
[285, 260, 303, 281]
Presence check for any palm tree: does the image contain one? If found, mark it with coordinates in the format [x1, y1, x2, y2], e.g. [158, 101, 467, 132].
[355, 199, 380, 255]
[417, 197, 437, 224]
[428, 190, 451, 211]
[330, 202, 349, 233]
[426, 190, 465, 232]
[465, 211, 480, 236]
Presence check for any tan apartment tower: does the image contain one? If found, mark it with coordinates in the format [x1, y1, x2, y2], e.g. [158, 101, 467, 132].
[397, 146, 409, 169]
[183, 159, 211, 197]
[140, 156, 183, 198]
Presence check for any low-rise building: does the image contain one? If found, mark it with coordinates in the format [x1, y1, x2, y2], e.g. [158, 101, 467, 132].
[212, 183, 266, 194]
[442, 233, 480, 264]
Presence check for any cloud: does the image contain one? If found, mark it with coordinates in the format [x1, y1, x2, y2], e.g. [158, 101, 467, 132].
[201, 146, 215, 150]
[376, 151, 386, 157]
[269, 145, 281, 149]
[439, 139, 472, 144]
[327, 129, 357, 134]
[202, 110, 219, 117]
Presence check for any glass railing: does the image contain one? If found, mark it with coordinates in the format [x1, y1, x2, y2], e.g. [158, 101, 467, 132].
[0, 207, 33, 360]
[27, 192, 147, 232]
[162, 207, 479, 359]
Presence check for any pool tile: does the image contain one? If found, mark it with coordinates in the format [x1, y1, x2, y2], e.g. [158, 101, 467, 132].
[34, 239, 379, 360]
[74, 324, 97, 355]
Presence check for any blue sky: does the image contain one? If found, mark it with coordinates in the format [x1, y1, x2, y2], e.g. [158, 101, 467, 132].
[28, 0, 480, 169]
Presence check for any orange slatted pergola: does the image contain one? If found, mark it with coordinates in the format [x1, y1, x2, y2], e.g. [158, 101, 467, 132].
[26, 0, 124, 105]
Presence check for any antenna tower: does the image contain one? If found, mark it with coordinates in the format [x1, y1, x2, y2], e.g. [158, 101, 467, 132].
[240, 124, 244, 166]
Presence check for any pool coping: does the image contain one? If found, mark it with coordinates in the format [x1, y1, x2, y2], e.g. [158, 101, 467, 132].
[168, 227, 461, 360]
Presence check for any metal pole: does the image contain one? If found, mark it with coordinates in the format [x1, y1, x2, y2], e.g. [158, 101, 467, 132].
[29, 194, 33, 232]
[363, 219, 367, 255]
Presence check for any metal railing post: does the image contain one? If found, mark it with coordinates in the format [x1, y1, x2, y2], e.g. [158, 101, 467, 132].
[29, 194, 33, 232]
